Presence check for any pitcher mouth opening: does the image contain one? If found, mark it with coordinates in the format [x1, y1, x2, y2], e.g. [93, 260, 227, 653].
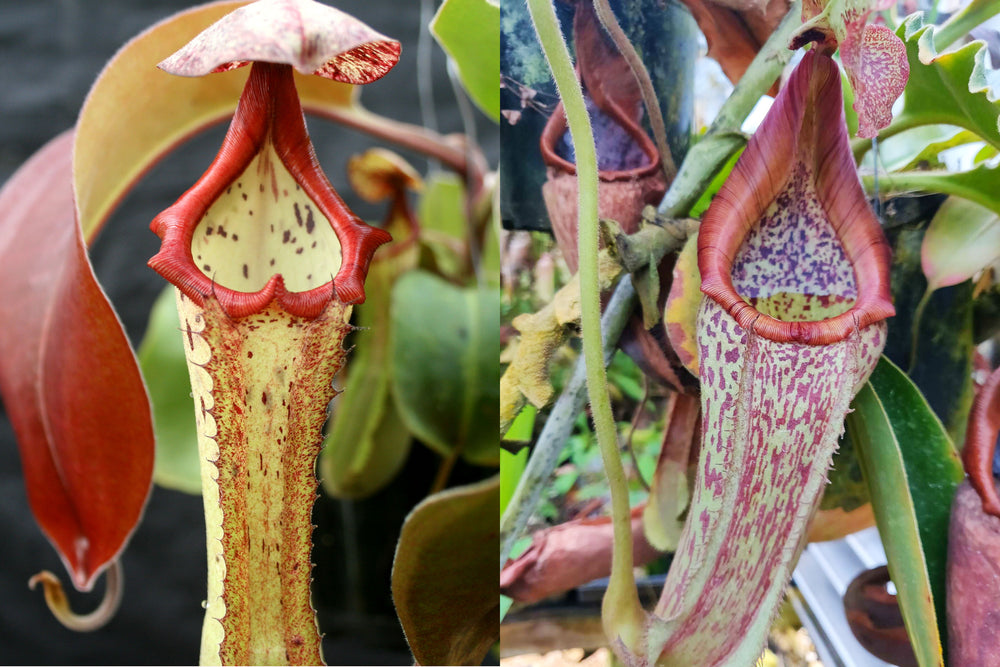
[697, 50, 894, 346]
[540, 94, 662, 182]
[149, 62, 390, 319]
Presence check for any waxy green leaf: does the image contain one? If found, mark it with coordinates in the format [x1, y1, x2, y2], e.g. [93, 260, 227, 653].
[890, 14, 1000, 150]
[418, 172, 468, 280]
[846, 356, 964, 667]
[138, 286, 200, 495]
[392, 476, 500, 666]
[500, 447, 529, 518]
[857, 125, 973, 171]
[391, 271, 500, 466]
[863, 162, 1000, 218]
[431, 0, 500, 122]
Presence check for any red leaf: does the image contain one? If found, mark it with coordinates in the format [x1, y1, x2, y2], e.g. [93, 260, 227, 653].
[0, 132, 153, 591]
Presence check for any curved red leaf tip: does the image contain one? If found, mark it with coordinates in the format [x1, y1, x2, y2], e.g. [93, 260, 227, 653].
[963, 365, 1000, 518]
[158, 0, 400, 85]
[149, 61, 390, 318]
[698, 50, 894, 346]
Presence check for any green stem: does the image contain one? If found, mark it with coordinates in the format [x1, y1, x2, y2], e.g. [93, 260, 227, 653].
[934, 0, 1000, 51]
[527, 0, 643, 642]
[908, 288, 932, 375]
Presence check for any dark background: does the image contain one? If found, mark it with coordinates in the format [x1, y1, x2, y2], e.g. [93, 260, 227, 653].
[0, 1, 498, 664]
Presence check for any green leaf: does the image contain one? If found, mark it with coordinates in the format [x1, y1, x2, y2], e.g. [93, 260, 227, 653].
[137, 286, 201, 495]
[417, 172, 468, 279]
[688, 146, 743, 219]
[500, 447, 528, 516]
[420, 172, 467, 239]
[500, 595, 514, 623]
[392, 476, 500, 666]
[503, 402, 536, 443]
[846, 356, 964, 667]
[431, 0, 500, 122]
[975, 143, 998, 163]
[390, 271, 500, 466]
[921, 195, 1000, 291]
[896, 129, 983, 172]
[892, 14, 1000, 149]
[863, 162, 1000, 217]
[859, 125, 972, 172]
[320, 258, 412, 500]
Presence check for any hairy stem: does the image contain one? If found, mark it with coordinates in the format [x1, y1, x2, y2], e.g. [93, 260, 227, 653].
[526, 0, 645, 644]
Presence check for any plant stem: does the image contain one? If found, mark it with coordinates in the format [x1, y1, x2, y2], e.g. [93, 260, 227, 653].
[28, 562, 123, 632]
[431, 444, 462, 495]
[306, 104, 485, 196]
[908, 288, 932, 374]
[526, 0, 644, 642]
[499, 277, 637, 567]
[447, 59, 485, 284]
